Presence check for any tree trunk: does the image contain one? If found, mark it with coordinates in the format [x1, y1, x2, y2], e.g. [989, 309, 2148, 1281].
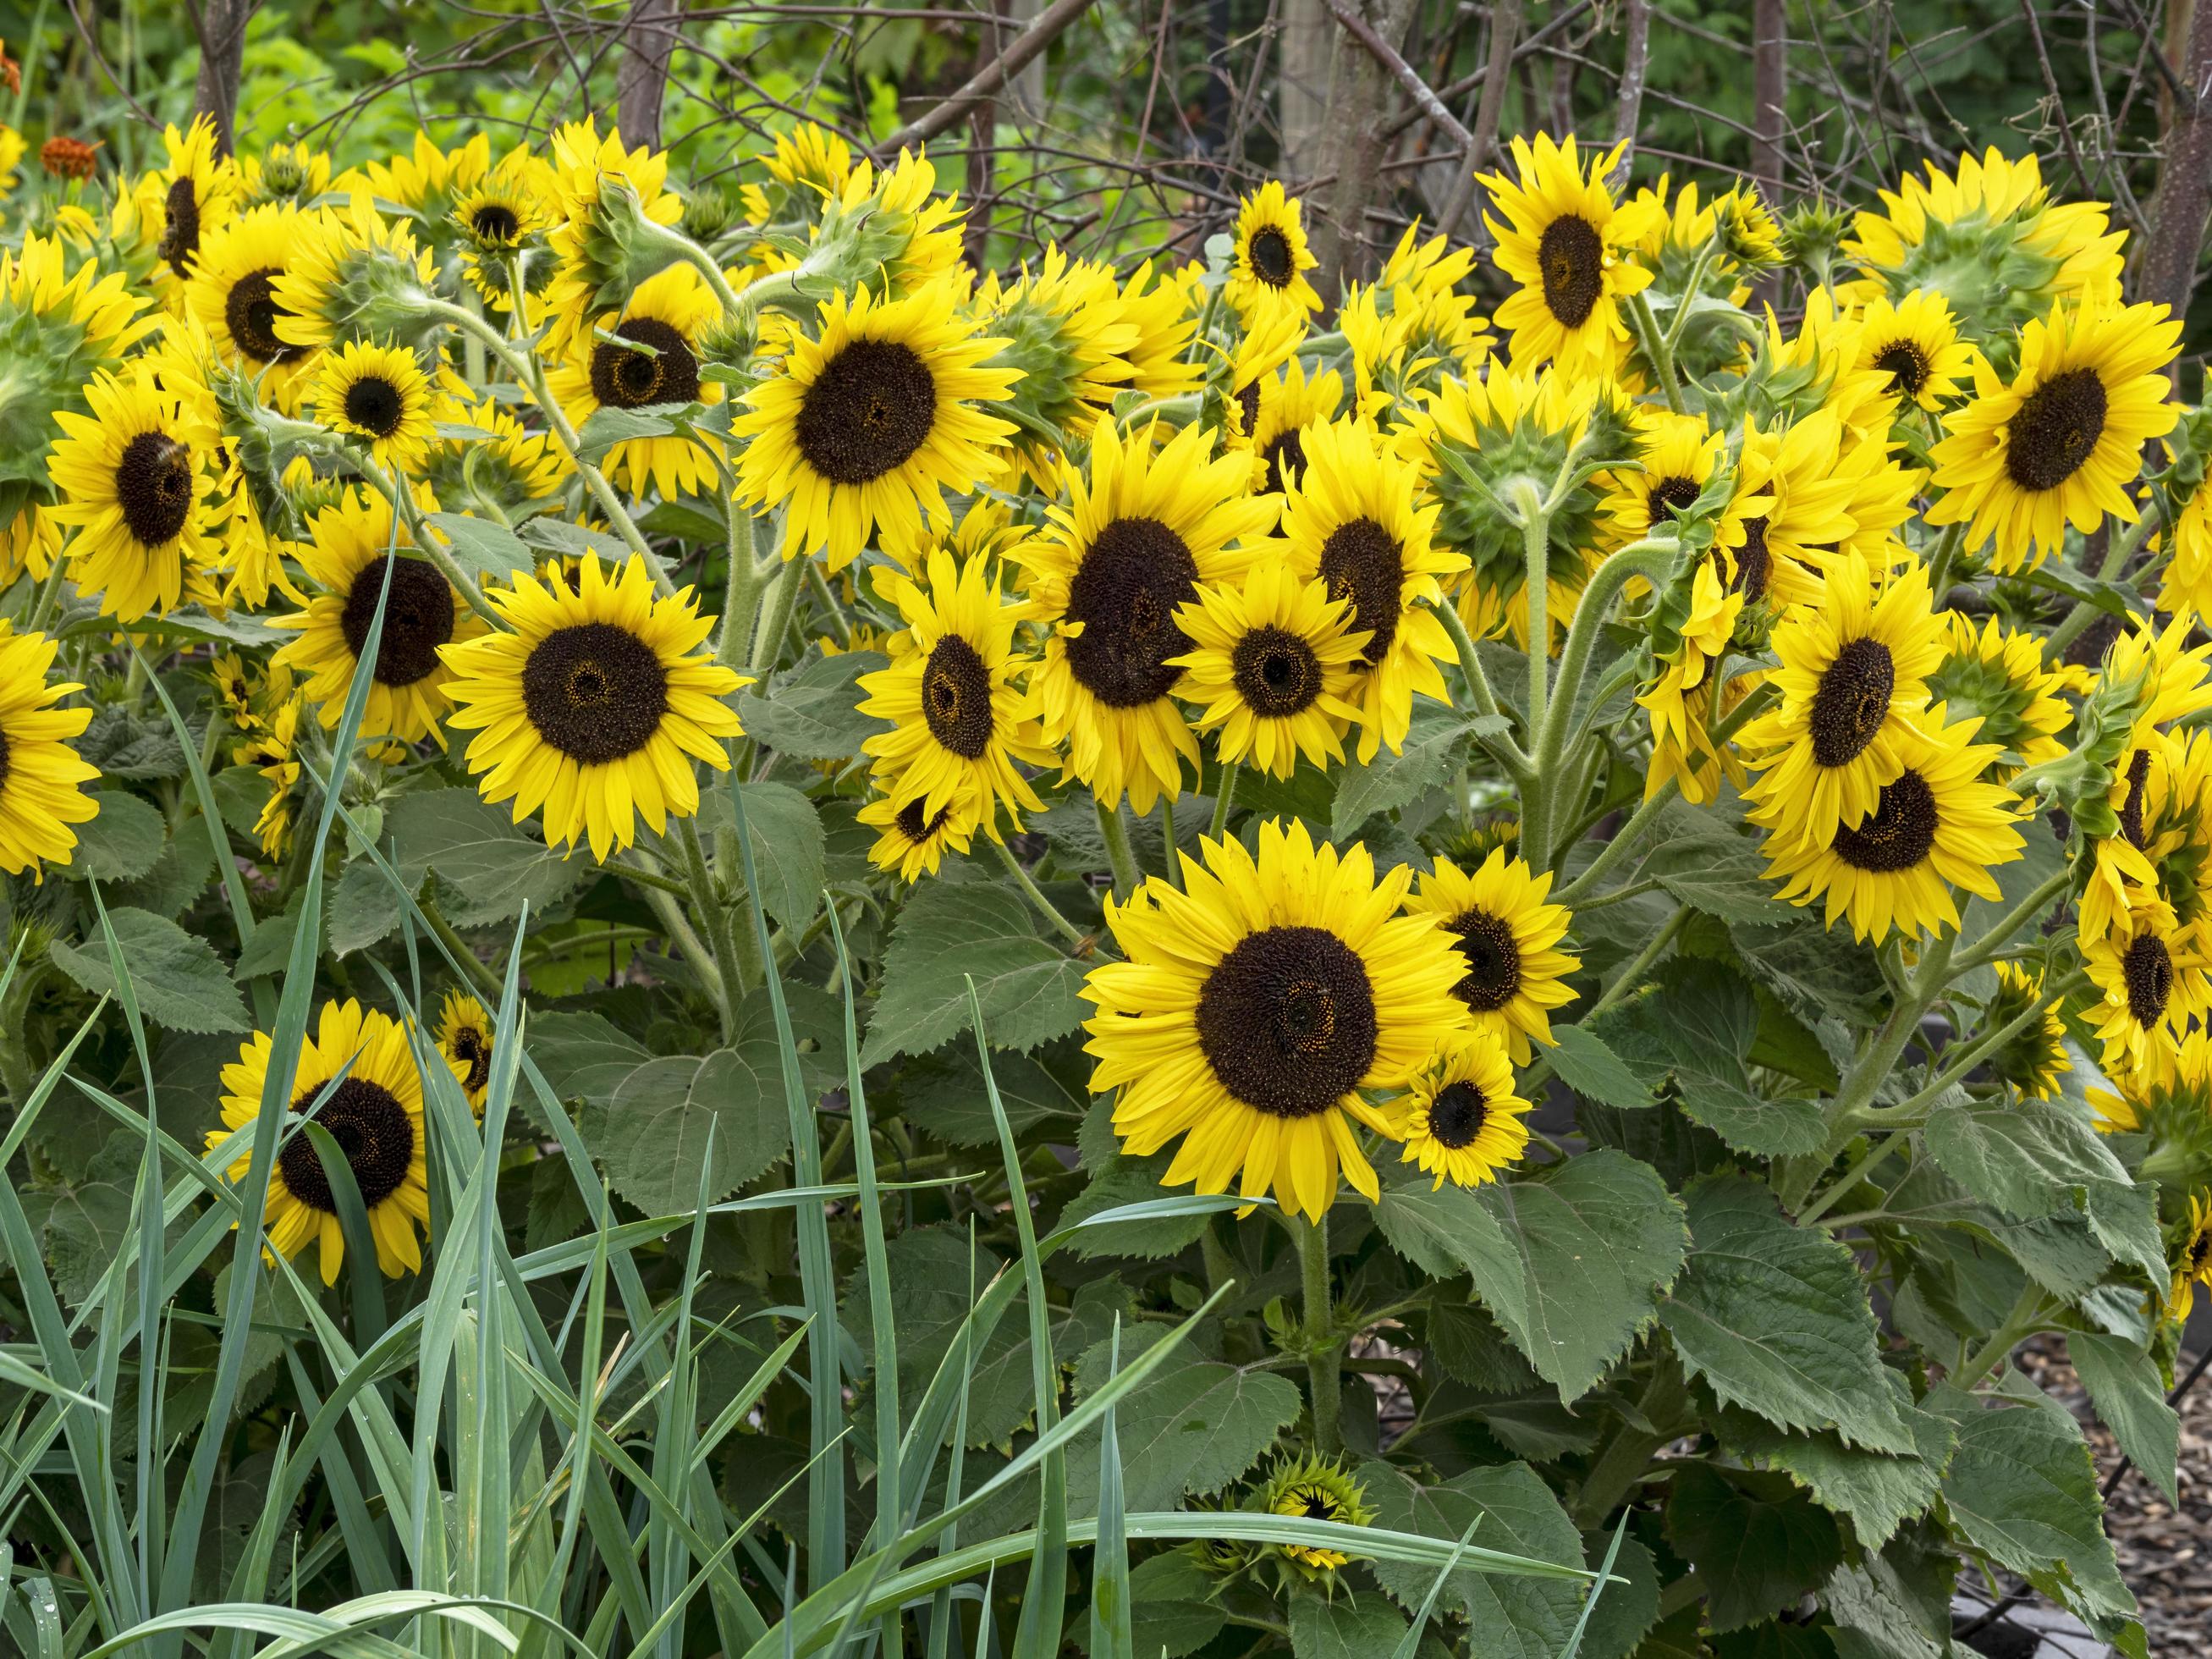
[615, 0, 685, 152]
[190, 0, 261, 154]
[1444, 0, 1522, 242]
[1279, 0, 1334, 186]
[2143, 0, 2212, 317]
[1751, 0, 1786, 195]
[1315, 0, 1417, 298]
[1613, 0, 1652, 156]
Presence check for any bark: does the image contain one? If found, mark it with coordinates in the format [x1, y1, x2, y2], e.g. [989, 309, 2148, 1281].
[963, 11, 1001, 272]
[615, 0, 685, 151]
[1751, 0, 1786, 196]
[2143, 0, 2212, 316]
[1315, 0, 1418, 297]
[1444, 0, 1524, 242]
[1613, 0, 1652, 156]
[190, 0, 261, 154]
[1279, 0, 1334, 186]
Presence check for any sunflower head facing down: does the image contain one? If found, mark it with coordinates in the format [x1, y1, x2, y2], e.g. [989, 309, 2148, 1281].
[436, 990, 495, 1112]
[0, 628, 100, 881]
[1396, 1032, 1531, 1191]
[1083, 818, 1471, 1222]
[437, 553, 749, 861]
[312, 339, 443, 476]
[1225, 181, 1322, 328]
[1479, 133, 1662, 378]
[859, 772, 984, 883]
[1168, 559, 1370, 778]
[1403, 849, 1580, 1066]
[1980, 961, 2069, 1101]
[208, 997, 432, 1285]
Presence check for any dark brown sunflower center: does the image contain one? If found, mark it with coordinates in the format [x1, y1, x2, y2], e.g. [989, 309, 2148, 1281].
[1537, 214, 1605, 329]
[895, 796, 954, 844]
[343, 373, 407, 438]
[450, 1026, 492, 1095]
[224, 269, 295, 363]
[1318, 516, 1403, 665]
[1296, 1487, 1336, 1521]
[1874, 340, 1930, 400]
[1195, 924, 1379, 1118]
[590, 317, 702, 411]
[2193, 1230, 2212, 1270]
[1445, 907, 1521, 1011]
[1231, 625, 1323, 717]
[1808, 637, 1896, 769]
[921, 634, 995, 759]
[0, 730, 12, 793]
[793, 337, 937, 486]
[2123, 932, 2174, 1028]
[2117, 746, 2152, 849]
[280, 1076, 415, 1211]
[115, 432, 195, 547]
[1235, 380, 1263, 438]
[1248, 226, 1296, 288]
[470, 202, 521, 242]
[520, 620, 672, 763]
[1830, 769, 1937, 873]
[1263, 429, 1308, 495]
[2005, 366, 2107, 492]
[1648, 476, 1702, 527]
[1728, 515, 1772, 604]
[339, 556, 457, 688]
[159, 177, 201, 273]
[1063, 515, 1200, 708]
[1427, 1079, 1489, 1149]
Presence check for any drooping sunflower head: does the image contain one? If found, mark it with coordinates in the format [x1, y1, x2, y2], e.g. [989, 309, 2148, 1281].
[0, 627, 99, 880]
[437, 553, 749, 861]
[540, 118, 682, 339]
[859, 772, 983, 883]
[1226, 180, 1322, 328]
[436, 989, 495, 1112]
[548, 262, 726, 501]
[1926, 611, 2073, 775]
[0, 233, 150, 488]
[153, 114, 239, 282]
[240, 140, 333, 207]
[312, 339, 443, 475]
[1479, 132, 1663, 378]
[1405, 848, 1580, 1066]
[1168, 559, 1369, 778]
[208, 997, 432, 1284]
[233, 692, 304, 860]
[272, 191, 443, 356]
[1260, 1452, 1374, 1577]
[977, 245, 1143, 478]
[184, 201, 317, 410]
[798, 148, 967, 302]
[1395, 1031, 1531, 1191]
[1980, 962, 2070, 1101]
[733, 276, 1018, 571]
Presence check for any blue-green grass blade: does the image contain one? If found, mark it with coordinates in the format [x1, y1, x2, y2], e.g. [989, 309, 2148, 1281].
[1558, 1512, 1632, 1659]
[1087, 1318, 1131, 1659]
[1389, 1514, 1483, 1659]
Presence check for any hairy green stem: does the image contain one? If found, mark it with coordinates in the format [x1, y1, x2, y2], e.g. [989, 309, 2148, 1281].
[1627, 289, 1686, 413]
[1097, 798, 1141, 898]
[748, 556, 806, 677]
[993, 841, 1088, 949]
[1209, 764, 1241, 840]
[1952, 1286, 2050, 1392]
[1945, 869, 2072, 975]
[1554, 777, 1680, 907]
[1298, 1214, 1342, 1458]
[676, 817, 741, 1037]
[1430, 598, 1531, 774]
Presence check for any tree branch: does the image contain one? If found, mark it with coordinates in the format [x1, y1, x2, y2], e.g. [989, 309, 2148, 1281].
[615, 0, 685, 152]
[2142, 0, 2212, 315]
[876, 0, 1098, 154]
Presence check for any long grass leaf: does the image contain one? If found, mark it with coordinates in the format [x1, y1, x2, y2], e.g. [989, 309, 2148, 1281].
[1087, 1319, 1131, 1659]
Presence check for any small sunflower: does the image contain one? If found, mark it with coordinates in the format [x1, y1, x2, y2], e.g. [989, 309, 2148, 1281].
[184, 201, 316, 410]
[1260, 1453, 1375, 1576]
[2084, 913, 2210, 1092]
[1979, 962, 2069, 1101]
[1168, 561, 1369, 778]
[1395, 1033, 1531, 1191]
[1926, 299, 2181, 574]
[435, 990, 495, 1113]
[1235, 353, 1343, 496]
[208, 997, 431, 1285]
[1479, 133, 1662, 378]
[1758, 708, 2022, 943]
[1403, 849, 1580, 1065]
[1739, 549, 1944, 853]
[0, 628, 99, 879]
[2171, 1193, 2212, 1325]
[312, 340, 443, 475]
[47, 365, 228, 621]
[1018, 418, 1278, 814]
[1925, 612, 2073, 775]
[856, 548, 1052, 840]
[1852, 288, 1978, 411]
[1277, 417, 1463, 761]
[452, 163, 550, 310]
[1225, 181, 1322, 328]
[547, 262, 725, 501]
[858, 774, 983, 882]
[733, 278, 1017, 571]
[152, 114, 238, 283]
[437, 554, 749, 861]
[270, 489, 488, 746]
[1083, 818, 1470, 1221]
[233, 695, 303, 861]
[419, 395, 569, 521]
[1730, 411, 1869, 609]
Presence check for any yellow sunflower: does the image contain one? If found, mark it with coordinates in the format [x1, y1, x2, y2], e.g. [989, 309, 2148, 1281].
[272, 191, 438, 356]
[856, 548, 1052, 839]
[2084, 912, 2209, 1092]
[1730, 410, 1870, 609]
[452, 160, 551, 310]
[1852, 288, 1978, 411]
[311, 340, 443, 476]
[1478, 132, 1662, 378]
[184, 202, 316, 411]
[1083, 818, 1470, 1221]
[2173, 1194, 2212, 1325]
[1925, 611, 2073, 774]
[270, 489, 487, 746]
[859, 774, 984, 882]
[1277, 417, 1463, 761]
[152, 114, 238, 285]
[1402, 849, 1579, 1065]
[1738, 549, 1944, 853]
[2161, 484, 2212, 622]
[1926, 299, 2181, 574]
[233, 695, 303, 861]
[435, 990, 495, 1113]
[547, 262, 725, 500]
[1980, 962, 2069, 1101]
[1758, 708, 2022, 943]
[437, 553, 749, 861]
[1224, 181, 1322, 328]
[0, 628, 99, 879]
[1395, 1032, 1531, 1191]
[47, 365, 228, 621]
[1017, 417, 1277, 814]
[1262, 1453, 1375, 1576]
[365, 130, 492, 224]
[208, 998, 431, 1285]
[733, 277, 1017, 571]
[1168, 561, 1369, 778]
[1235, 352, 1343, 496]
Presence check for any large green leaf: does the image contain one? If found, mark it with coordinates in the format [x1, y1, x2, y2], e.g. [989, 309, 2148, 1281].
[388, 787, 589, 928]
[50, 907, 251, 1033]
[720, 781, 825, 929]
[73, 791, 167, 881]
[1663, 1463, 1843, 1633]
[1125, 1553, 1227, 1658]
[861, 876, 1089, 1064]
[1362, 1460, 1583, 1659]
[2067, 1331, 2180, 1505]
[1709, 1369, 1956, 1548]
[1642, 801, 1798, 928]
[1659, 1175, 1918, 1453]
[425, 511, 534, 585]
[1289, 1596, 1419, 1659]
[735, 647, 889, 761]
[1065, 1329, 1301, 1513]
[1329, 703, 1508, 837]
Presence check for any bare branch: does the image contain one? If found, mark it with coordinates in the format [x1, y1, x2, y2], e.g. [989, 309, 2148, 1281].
[1752, 0, 1786, 195]
[1443, 0, 1523, 240]
[875, 0, 1098, 155]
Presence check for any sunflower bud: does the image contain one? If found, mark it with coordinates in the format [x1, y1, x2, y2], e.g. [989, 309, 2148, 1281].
[1780, 197, 1852, 285]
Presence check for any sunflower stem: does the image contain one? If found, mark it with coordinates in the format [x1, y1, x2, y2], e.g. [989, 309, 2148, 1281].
[1924, 519, 1966, 604]
[676, 816, 742, 1036]
[1516, 485, 1555, 853]
[24, 554, 70, 635]
[2043, 502, 2162, 662]
[1660, 242, 1717, 357]
[1553, 776, 1680, 907]
[1945, 868, 2073, 976]
[1297, 1213, 1343, 1458]
[1952, 1285, 2051, 1392]
[748, 555, 807, 676]
[1627, 289, 1685, 414]
[1209, 764, 1240, 841]
[993, 841, 1089, 950]
[417, 896, 503, 1003]
[1852, 968, 2088, 1136]
[806, 558, 854, 648]
[361, 464, 502, 627]
[1096, 797, 1141, 899]
[715, 495, 767, 670]
[1428, 598, 1531, 775]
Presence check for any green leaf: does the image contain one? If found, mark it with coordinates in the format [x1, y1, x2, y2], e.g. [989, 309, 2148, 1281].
[388, 787, 589, 929]
[1125, 1553, 1226, 1659]
[49, 907, 251, 1033]
[1290, 1596, 1416, 1659]
[1065, 1334, 1301, 1513]
[425, 511, 535, 586]
[1329, 703, 1508, 837]
[77, 704, 188, 780]
[1642, 802, 1797, 927]
[897, 1038, 1087, 1147]
[109, 833, 214, 919]
[73, 791, 167, 881]
[1055, 1162, 1213, 1259]
[328, 859, 399, 955]
[1588, 958, 1824, 1156]
[1822, 1557, 1950, 1659]
[861, 878, 1088, 1065]
[1663, 1463, 1843, 1633]
[1545, 1024, 1649, 1111]
[2066, 1331, 2179, 1505]
[736, 647, 890, 761]
[1709, 1370, 1956, 1548]
[725, 782, 824, 930]
[1376, 1151, 1688, 1403]
[1362, 1460, 1584, 1659]
[231, 893, 305, 982]
[212, 764, 268, 842]
[575, 403, 680, 461]
[1659, 1175, 1918, 1453]
[1571, 1533, 1659, 1659]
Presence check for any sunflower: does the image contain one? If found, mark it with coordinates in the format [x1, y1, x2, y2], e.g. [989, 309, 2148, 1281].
[547, 262, 725, 500]
[237, 695, 305, 861]
[1224, 181, 1322, 328]
[1402, 849, 1579, 1065]
[1926, 612, 2073, 775]
[311, 339, 443, 475]
[273, 191, 439, 356]
[978, 245, 1144, 480]
[0, 501, 62, 587]
[1479, 133, 1662, 378]
[2171, 1193, 2212, 1325]
[419, 395, 569, 521]
[733, 277, 1017, 571]
[1261, 1453, 1374, 1576]
[1758, 708, 2022, 943]
[152, 115, 238, 284]
[365, 131, 492, 226]
[1083, 818, 1469, 1221]
[542, 119, 684, 355]
[762, 122, 856, 199]
[1852, 288, 1978, 411]
[2084, 725, 2212, 950]
[1117, 256, 1203, 397]
[435, 990, 495, 1112]
[1168, 562, 1369, 777]
[240, 140, 332, 207]
[856, 548, 1051, 839]
[452, 163, 550, 310]
[47, 365, 228, 621]
[184, 202, 316, 411]
[0, 234, 150, 488]
[858, 775, 983, 882]
[1018, 418, 1277, 814]
[1729, 411, 1872, 609]
[2084, 912, 2210, 1091]
[1395, 1033, 1531, 1191]
[1738, 549, 1944, 852]
[1277, 417, 1463, 760]
[2162, 484, 2212, 622]
[1925, 299, 2181, 574]
[207, 998, 432, 1284]
[808, 148, 966, 300]
[437, 553, 749, 861]
[1235, 352, 1343, 496]
[0, 628, 99, 879]
[1979, 962, 2069, 1101]
[271, 489, 487, 746]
